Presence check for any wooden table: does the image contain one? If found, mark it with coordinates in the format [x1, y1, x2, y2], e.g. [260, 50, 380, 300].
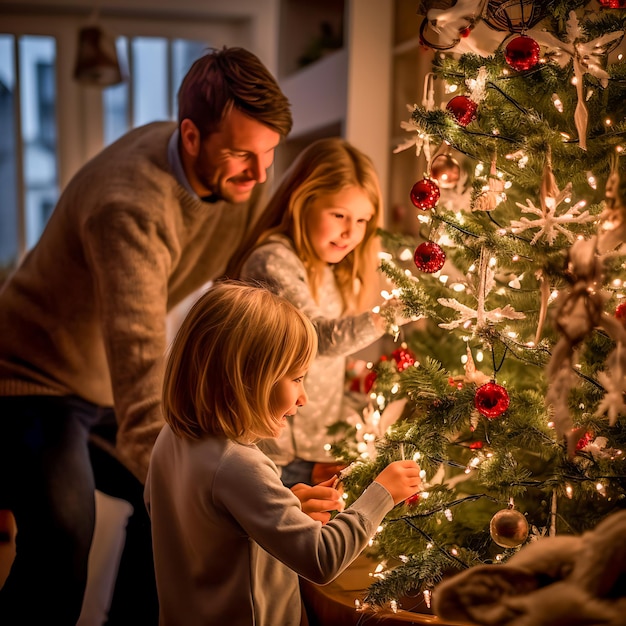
[300, 555, 471, 626]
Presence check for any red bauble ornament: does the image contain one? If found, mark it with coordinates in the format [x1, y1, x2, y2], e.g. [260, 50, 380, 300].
[505, 35, 541, 71]
[474, 382, 510, 418]
[349, 368, 377, 394]
[576, 431, 594, 451]
[414, 241, 446, 273]
[446, 95, 478, 127]
[392, 347, 416, 371]
[405, 492, 420, 507]
[615, 302, 626, 326]
[599, 0, 626, 7]
[448, 376, 463, 389]
[430, 153, 461, 189]
[363, 370, 377, 394]
[490, 508, 529, 548]
[410, 178, 440, 210]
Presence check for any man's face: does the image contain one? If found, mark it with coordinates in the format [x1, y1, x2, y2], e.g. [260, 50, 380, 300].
[187, 108, 281, 204]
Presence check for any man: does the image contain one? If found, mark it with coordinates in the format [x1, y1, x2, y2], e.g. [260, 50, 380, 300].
[0, 46, 341, 625]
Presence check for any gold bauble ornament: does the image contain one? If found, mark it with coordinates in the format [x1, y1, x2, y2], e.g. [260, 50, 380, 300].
[430, 153, 461, 189]
[489, 508, 529, 548]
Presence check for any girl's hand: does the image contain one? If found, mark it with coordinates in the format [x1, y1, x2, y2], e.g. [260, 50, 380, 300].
[373, 299, 417, 333]
[291, 477, 345, 525]
[374, 460, 422, 505]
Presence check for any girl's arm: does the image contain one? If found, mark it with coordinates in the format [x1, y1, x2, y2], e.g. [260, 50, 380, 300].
[240, 241, 383, 357]
[215, 445, 419, 585]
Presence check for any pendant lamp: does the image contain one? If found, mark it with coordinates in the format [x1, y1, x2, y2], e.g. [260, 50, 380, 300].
[74, 24, 124, 87]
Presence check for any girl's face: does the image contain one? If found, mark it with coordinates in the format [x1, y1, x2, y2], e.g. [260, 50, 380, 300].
[304, 186, 375, 265]
[269, 368, 309, 436]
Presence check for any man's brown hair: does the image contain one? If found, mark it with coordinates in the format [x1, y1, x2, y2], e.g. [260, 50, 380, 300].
[177, 46, 292, 138]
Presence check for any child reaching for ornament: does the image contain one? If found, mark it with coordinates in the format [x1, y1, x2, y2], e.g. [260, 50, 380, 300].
[144, 281, 422, 626]
[229, 137, 413, 488]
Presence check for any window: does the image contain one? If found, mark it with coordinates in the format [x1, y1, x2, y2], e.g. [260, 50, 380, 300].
[0, 34, 58, 274]
[103, 37, 206, 146]
[0, 29, 209, 277]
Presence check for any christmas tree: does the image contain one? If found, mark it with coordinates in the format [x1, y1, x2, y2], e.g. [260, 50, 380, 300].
[331, 0, 626, 618]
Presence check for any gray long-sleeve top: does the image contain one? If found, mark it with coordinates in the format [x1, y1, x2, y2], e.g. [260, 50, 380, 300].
[240, 235, 384, 464]
[145, 424, 394, 626]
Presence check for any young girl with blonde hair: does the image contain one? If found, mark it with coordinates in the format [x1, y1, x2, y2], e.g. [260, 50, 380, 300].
[145, 280, 421, 626]
[230, 137, 410, 487]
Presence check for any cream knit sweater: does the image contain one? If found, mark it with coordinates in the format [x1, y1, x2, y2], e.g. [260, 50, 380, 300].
[0, 121, 267, 482]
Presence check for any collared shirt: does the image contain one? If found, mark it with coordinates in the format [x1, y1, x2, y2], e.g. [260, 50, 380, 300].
[167, 129, 194, 195]
[167, 129, 220, 203]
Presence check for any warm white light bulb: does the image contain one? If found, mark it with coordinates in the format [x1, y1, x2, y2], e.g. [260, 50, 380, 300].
[551, 93, 563, 112]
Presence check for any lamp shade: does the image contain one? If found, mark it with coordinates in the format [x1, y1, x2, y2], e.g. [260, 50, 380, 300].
[74, 25, 124, 87]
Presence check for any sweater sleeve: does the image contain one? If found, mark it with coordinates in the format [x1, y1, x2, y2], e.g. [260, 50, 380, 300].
[215, 444, 394, 585]
[83, 204, 172, 483]
[240, 240, 383, 358]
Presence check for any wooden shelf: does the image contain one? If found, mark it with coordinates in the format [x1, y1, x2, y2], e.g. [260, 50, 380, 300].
[277, 0, 345, 79]
[274, 0, 393, 203]
[280, 48, 348, 140]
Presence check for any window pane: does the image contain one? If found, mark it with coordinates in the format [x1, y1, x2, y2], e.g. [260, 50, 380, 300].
[171, 39, 207, 118]
[0, 35, 18, 275]
[20, 35, 58, 250]
[132, 37, 169, 125]
[103, 37, 207, 147]
[104, 37, 129, 146]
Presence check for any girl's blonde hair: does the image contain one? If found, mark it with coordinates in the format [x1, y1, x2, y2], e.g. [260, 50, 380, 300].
[228, 137, 384, 313]
[163, 280, 317, 441]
